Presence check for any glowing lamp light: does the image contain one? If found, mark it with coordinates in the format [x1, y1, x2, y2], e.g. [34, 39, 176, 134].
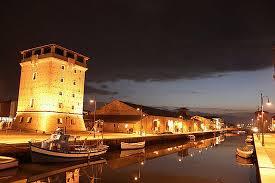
[252, 127, 259, 132]
[178, 158, 182, 162]
[89, 99, 95, 103]
[137, 108, 140, 111]
[134, 177, 138, 181]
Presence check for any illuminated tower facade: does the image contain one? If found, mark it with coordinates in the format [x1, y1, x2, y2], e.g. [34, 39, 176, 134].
[13, 44, 89, 132]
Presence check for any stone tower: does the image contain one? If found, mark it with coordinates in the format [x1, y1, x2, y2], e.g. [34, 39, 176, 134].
[13, 44, 89, 132]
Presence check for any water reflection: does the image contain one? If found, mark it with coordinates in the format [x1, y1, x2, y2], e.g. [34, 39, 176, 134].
[27, 159, 106, 183]
[3, 134, 257, 183]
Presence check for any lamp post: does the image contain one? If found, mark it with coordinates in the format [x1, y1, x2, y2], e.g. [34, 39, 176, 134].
[260, 93, 271, 146]
[90, 97, 97, 138]
[137, 107, 143, 135]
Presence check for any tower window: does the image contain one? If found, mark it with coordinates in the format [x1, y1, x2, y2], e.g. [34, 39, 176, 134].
[73, 81, 76, 85]
[74, 69, 77, 73]
[72, 106, 74, 110]
[19, 117, 24, 123]
[58, 103, 63, 108]
[32, 72, 37, 80]
[27, 117, 32, 123]
[61, 78, 64, 82]
[71, 119, 75, 125]
[30, 99, 34, 108]
[72, 93, 75, 98]
[59, 91, 63, 96]
[61, 65, 65, 70]
[57, 118, 63, 124]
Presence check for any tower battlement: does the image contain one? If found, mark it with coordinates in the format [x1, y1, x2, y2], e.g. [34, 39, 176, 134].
[20, 44, 90, 68]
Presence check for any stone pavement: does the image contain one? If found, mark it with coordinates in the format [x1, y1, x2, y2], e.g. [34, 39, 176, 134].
[253, 133, 275, 183]
[0, 129, 223, 145]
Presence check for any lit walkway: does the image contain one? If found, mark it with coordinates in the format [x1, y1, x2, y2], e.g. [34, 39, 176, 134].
[253, 133, 275, 183]
[0, 130, 223, 145]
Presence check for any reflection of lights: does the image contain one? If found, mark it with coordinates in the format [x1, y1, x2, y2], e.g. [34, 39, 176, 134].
[154, 151, 159, 155]
[178, 158, 182, 162]
[167, 148, 172, 151]
[252, 127, 258, 132]
[141, 161, 144, 165]
[125, 124, 128, 128]
[134, 177, 138, 181]
[199, 150, 202, 153]
[190, 154, 193, 157]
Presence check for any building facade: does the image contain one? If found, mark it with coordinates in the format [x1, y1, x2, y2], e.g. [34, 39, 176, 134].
[0, 100, 17, 129]
[13, 44, 89, 132]
[85, 100, 209, 134]
[254, 111, 271, 132]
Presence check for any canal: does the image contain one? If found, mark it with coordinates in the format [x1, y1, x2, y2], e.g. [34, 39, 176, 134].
[1, 133, 257, 183]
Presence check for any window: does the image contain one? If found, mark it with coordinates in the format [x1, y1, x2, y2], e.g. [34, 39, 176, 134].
[72, 93, 75, 98]
[27, 117, 32, 123]
[32, 72, 37, 80]
[57, 118, 63, 124]
[61, 65, 65, 70]
[30, 99, 34, 108]
[59, 91, 63, 96]
[72, 106, 74, 110]
[61, 78, 64, 82]
[73, 81, 76, 85]
[71, 119, 75, 125]
[19, 117, 24, 123]
[74, 69, 77, 74]
[58, 103, 63, 108]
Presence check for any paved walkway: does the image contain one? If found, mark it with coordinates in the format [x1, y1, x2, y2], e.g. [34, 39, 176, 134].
[253, 133, 275, 183]
[0, 130, 222, 145]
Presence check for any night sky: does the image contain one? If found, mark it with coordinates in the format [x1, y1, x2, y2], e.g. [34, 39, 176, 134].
[1, 1, 275, 121]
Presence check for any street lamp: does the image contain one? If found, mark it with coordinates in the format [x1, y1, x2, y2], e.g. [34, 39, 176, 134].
[137, 107, 143, 135]
[259, 93, 271, 146]
[90, 97, 96, 138]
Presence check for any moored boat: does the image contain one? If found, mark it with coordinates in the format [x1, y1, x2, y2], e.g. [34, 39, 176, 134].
[29, 128, 109, 163]
[245, 138, 253, 143]
[236, 146, 253, 159]
[121, 141, 145, 150]
[188, 135, 195, 141]
[0, 156, 18, 171]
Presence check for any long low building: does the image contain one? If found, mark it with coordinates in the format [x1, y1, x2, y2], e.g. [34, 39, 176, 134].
[84, 100, 220, 134]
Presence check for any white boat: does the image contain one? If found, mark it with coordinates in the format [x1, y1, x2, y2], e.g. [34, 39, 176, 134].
[247, 135, 253, 139]
[121, 141, 145, 150]
[188, 135, 195, 141]
[236, 146, 253, 158]
[29, 128, 109, 163]
[245, 138, 253, 143]
[0, 156, 18, 171]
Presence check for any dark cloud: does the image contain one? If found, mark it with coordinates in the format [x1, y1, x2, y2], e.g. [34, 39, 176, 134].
[0, 0, 275, 99]
[100, 84, 108, 89]
[85, 84, 118, 96]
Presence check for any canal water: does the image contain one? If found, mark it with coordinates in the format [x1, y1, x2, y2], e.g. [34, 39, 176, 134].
[1, 133, 257, 183]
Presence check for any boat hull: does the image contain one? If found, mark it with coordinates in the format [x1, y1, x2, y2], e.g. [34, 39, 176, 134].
[30, 145, 107, 163]
[121, 141, 145, 150]
[0, 156, 18, 171]
[236, 148, 253, 159]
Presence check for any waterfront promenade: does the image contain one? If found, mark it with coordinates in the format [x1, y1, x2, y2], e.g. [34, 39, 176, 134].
[253, 133, 275, 183]
[0, 129, 224, 145]
[0, 129, 225, 155]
